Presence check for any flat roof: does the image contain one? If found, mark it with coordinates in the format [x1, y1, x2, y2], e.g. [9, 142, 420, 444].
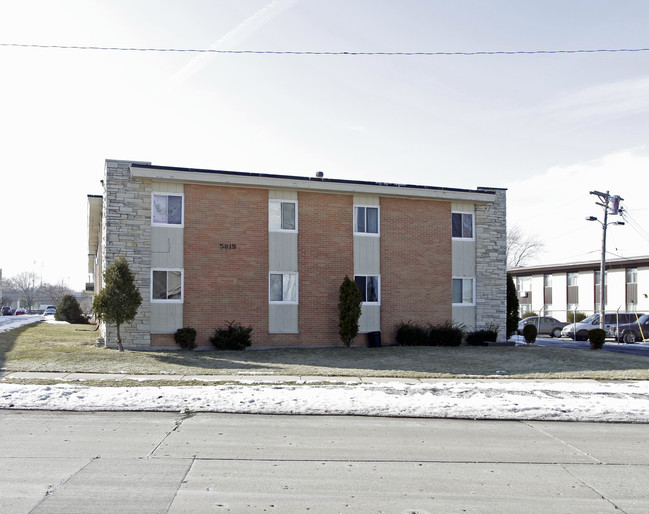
[128, 162, 501, 204]
[508, 255, 649, 276]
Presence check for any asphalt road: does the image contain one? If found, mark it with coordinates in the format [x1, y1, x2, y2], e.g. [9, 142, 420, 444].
[533, 335, 649, 356]
[1, 410, 648, 513]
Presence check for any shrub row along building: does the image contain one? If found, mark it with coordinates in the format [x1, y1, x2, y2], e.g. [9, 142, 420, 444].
[87, 159, 507, 349]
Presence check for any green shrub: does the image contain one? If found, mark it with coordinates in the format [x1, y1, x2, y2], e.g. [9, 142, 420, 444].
[522, 323, 537, 344]
[210, 321, 252, 351]
[521, 311, 537, 319]
[588, 328, 606, 349]
[506, 273, 520, 338]
[174, 327, 197, 350]
[395, 321, 428, 346]
[338, 276, 362, 347]
[466, 328, 498, 346]
[567, 311, 587, 323]
[428, 321, 465, 347]
[56, 294, 86, 324]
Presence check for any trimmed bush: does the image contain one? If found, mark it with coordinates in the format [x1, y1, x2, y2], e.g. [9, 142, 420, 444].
[521, 311, 538, 319]
[174, 327, 197, 350]
[56, 294, 86, 324]
[338, 276, 362, 347]
[522, 323, 537, 344]
[567, 311, 587, 323]
[466, 328, 498, 346]
[428, 321, 464, 347]
[588, 328, 606, 350]
[210, 321, 252, 350]
[395, 321, 428, 346]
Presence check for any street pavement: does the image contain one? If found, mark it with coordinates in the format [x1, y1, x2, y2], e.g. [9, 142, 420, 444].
[1, 410, 649, 513]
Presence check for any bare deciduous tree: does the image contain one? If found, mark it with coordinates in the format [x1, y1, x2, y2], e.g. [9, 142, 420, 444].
[40, 281, 73, 307]
[507, 225, 545, 268]
[8, 271, 40, 311]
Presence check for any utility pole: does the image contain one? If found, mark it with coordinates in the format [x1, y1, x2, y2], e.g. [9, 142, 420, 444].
[586, 191, 624, 330]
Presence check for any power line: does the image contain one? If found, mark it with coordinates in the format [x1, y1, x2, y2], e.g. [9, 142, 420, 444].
[1, 42, 649, 56]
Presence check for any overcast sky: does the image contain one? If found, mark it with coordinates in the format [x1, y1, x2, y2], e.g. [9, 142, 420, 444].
[1, 0, 648, 288]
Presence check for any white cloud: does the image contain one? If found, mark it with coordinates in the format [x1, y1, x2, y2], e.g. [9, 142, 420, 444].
[542, 76, 649, 123]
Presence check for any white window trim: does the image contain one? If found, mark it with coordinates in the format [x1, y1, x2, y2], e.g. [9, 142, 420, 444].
[354, 274, 381, 305]
[152, 192, 185, 228]
[269, 200, 298, 233]
[353, 205, 380, 236]
[452, 276, 476, 306]
[451, 211, 474, 241]
[151, 268, 184, 303]
[269, 272, 299, 304]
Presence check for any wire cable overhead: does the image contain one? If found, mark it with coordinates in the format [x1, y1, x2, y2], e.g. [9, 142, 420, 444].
[2, 42, 649, 56]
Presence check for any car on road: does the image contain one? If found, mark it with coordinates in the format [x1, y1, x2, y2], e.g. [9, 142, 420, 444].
[562, 312, 645, 341]
[43, 307, 57, 316]
[1, 306, 12, 316]
[14, 309, 26, 316]
[614, 314, 649, 343]
[517, 316, 568, 338]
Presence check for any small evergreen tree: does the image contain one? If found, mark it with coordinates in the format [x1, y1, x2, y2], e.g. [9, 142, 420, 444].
[92, 256, 142, 351]
[506, 273, 520, 338]
[56, 294, 84, 323]
[338, 276, 362, 347]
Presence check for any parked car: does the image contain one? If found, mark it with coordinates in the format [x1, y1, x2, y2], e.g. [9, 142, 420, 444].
[43, 307, 57, 316]
[614, 314, 649, 343]
[14, 309, 26, 316]
[561, 313, 645, 341]
[517, 316, 568, 338]
[1, 306, 12, 316]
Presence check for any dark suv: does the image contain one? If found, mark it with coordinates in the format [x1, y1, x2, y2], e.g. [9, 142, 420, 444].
[1, 306, 12, 316]
[614, 314, 649, 343]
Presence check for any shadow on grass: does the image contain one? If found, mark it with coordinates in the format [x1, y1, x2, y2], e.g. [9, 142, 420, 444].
[148, 345, 649, 378]
[0, 324, 34, 371]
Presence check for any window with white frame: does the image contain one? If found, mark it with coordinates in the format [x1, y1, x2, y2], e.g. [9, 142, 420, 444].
[354, 206, 379, 235]
[452, 212, 473, 239]
[152, 269, 183, 302]
[152, 193, 183, 226]
[269, 272, 298, 303]
[452, 277, 475, 305]
[269, 200, 297, 232]
[354, 275, 380, 303]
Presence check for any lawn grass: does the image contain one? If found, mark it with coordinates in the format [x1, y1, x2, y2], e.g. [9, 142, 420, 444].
[1, 321, 649, 384]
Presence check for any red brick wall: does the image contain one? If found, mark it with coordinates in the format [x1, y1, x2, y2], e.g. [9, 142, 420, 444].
[184, 184, 269, 346]
[296, 191, 353, 346]
[380, 198, 452, 343]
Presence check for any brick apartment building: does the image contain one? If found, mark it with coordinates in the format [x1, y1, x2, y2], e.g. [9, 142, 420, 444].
[87, 159, 507, 349]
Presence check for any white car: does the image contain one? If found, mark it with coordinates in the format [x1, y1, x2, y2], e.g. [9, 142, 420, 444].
[43, 307, 57, 316]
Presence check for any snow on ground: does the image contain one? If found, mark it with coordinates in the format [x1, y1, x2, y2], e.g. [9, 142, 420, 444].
[0, 314, 46, 333]
[2, 379, 649, 423]
[2, 316, 649, 422]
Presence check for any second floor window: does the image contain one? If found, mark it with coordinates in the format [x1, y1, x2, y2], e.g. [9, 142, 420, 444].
[269, 201, 297, 231]
[152, 194, 183, 226]
[354, 206, 379, 234]
[452, 212, 473, 239]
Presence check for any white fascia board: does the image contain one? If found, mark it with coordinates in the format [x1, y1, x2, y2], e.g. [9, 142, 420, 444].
[130, 165, 496, 204]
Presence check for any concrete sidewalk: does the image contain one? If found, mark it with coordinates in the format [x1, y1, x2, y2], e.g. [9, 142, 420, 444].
[1, 410, 648, 513]
[1, 370, 486, 384]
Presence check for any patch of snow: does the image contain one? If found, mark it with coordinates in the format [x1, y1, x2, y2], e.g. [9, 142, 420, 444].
[1, 380, 649, 423]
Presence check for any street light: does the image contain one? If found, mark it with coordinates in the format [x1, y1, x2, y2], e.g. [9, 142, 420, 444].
[587, 190, 625, 330]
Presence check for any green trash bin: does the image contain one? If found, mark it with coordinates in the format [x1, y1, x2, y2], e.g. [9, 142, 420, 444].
[367, 331, 381, 348]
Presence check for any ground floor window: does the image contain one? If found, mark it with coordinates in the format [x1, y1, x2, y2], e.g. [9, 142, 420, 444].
[354, 275, 380, 304]
[452, 277, 474, 305]
[269, 272, 298, 303]
[152, 269, 183, 302]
